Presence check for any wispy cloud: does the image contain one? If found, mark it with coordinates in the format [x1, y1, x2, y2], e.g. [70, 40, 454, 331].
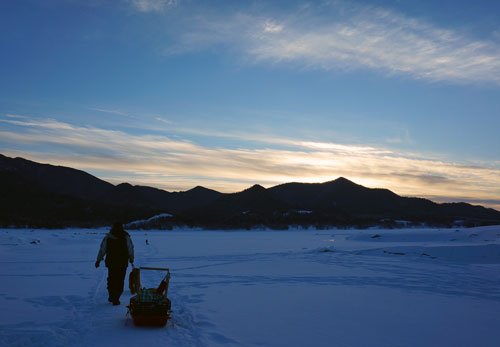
[155, 116, 173, 125]
[385, 129, 412, 145]
[1, 114, 499, 209]
[89, 108, 131, 117]
[5, 114, 29, 119]
[129, 0, 177, 13]
[166, 3, 500, 85]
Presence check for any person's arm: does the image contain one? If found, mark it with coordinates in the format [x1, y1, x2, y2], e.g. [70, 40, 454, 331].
[127, 236, 134, 264]
[95, 235, 108, 267]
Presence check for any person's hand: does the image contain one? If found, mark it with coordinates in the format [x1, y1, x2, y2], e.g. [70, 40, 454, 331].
[95, 261, 100, 268]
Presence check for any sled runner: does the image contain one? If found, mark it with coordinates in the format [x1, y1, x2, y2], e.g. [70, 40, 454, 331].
[127, 267, 171, 326]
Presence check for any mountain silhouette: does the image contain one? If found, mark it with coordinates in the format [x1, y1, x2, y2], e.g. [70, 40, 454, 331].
[1, 153, 499, 228]
[269, 178, 399, 210]
[0, 154, 220, 226]
[269, 178, 437, 215]
[183, 184, 290, 227]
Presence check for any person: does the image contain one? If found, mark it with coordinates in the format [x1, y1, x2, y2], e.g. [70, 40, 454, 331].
[95, 222, 134, 305]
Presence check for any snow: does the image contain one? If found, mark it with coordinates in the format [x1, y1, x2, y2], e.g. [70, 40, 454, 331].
[125, 213, 174, 228]
[1, 226, 500, 346]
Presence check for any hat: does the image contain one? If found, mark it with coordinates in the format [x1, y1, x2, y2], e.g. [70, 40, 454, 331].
[110, 222, 125, 235]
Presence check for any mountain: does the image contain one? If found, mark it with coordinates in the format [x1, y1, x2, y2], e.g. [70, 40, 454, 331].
[168, 186, 222, 212]
[269, 178, 401, 212]
[0, 154, 220, 227]
[268, 178, 441, 216]
[1, 153, 499, 228]
[0, 154, 115, 202]
[183, 184, 291, 228]
[268, 178, 500, 226]
[179, 178, 500, 228]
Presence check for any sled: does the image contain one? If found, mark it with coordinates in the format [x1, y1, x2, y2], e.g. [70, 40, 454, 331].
[127, 267, 171, 327]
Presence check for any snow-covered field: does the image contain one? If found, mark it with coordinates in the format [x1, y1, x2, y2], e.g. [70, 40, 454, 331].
[1, 226, 500, 347]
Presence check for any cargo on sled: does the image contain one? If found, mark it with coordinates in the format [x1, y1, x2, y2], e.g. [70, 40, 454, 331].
[127, 266, 171, 327]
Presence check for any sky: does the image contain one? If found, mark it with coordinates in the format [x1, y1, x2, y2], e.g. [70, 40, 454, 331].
[0, 0, 499, 210]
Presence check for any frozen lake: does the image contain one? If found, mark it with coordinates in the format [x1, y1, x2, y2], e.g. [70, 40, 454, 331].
[1, 226, 500, 347]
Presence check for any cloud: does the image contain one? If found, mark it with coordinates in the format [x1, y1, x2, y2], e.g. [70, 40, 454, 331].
[262, 20, 284, 34]
[385, 129, 412, 145]
[89, 108, 131, 117]
[390, 173, 452, 185]
[5, 114, 30, 119]
[129, 0, 177, 13]
[167, 3, 500, 85]
[1, 114, 499, 210]
[154, 116, 173, 125]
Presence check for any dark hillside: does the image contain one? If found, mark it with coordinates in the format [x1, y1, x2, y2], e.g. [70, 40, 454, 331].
[1, 154, 499, 228]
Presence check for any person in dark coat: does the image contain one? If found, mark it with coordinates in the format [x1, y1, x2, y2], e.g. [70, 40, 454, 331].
[95, 222, 134, 305]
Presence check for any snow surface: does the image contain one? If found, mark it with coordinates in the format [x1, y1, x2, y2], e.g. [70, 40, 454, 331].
[1, 226, 500, 347]
[125, 213, 173, 228]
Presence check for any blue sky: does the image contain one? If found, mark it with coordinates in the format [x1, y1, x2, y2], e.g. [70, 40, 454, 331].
[1, 0, 499, 209]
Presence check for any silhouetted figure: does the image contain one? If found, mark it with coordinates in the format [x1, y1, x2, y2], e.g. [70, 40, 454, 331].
[146, 239, 149, 245]
[95, 222, 134, 305]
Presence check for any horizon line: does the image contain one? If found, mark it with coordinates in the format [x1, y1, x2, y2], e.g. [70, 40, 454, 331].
[3, 152, 499, 212]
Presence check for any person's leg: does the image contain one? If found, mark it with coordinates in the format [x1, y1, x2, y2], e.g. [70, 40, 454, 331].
[108, 266, 121, 304]
[115, 266, 127, 302]
[108, 266, 127, 304]
[107, 268, 113, 302]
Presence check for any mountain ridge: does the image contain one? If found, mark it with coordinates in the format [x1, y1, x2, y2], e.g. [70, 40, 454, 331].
[1, 153, 499, 228]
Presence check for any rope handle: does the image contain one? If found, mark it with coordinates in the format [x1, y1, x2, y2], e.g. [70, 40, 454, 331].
[138, 266, 170, 272]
